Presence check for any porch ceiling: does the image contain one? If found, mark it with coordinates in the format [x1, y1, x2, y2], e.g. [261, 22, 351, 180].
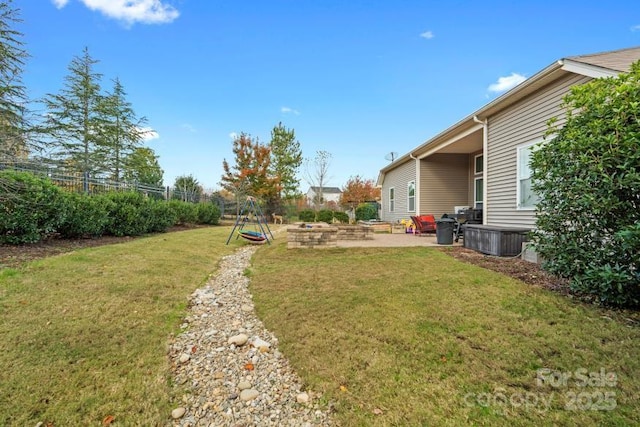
[417, 125, 483, 158]
[436, 131, 482, 154]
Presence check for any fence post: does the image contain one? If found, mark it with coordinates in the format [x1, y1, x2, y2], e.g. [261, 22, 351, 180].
[83, 171, 89, 194]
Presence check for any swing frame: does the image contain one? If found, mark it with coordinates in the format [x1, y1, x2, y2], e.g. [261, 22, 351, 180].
[225, 196, 274, 245]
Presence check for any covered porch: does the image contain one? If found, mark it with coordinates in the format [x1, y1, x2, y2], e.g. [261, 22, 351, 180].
[413, 117, 486, 222]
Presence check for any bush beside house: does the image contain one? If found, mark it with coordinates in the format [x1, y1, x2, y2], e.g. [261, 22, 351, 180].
[531, 62, 640, 308]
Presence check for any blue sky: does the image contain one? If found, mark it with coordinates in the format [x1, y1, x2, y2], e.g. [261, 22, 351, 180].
[19, 0, 640, 191]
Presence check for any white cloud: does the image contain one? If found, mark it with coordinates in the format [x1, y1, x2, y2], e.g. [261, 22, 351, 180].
[281, 106, 300, 115]
[52, 0, 69, 8]
[631, 25, 640, 32]
[487, 73, 527, 93]
[229, 132, 238, 140]
[419, 30, 434, 39]
[138, 126, 159, 141]
[54, 0, 179, 25]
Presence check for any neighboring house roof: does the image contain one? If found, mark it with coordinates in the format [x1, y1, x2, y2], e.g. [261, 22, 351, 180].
[308, 186, 342, 194]
[377, 45, 640, 186]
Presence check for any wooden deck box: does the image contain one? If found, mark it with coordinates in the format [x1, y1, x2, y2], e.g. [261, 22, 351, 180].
[463, 224, 530, 257]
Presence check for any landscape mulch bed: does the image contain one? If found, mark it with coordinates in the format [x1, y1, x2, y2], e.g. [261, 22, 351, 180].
[0, 225, 198, 269]
[440, 246, 569, 293]
[440, 246, 639, 326]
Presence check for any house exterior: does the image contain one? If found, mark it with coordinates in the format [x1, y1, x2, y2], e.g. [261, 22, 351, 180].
[306, 186, 343, 208]
[378, 46, 640, 230]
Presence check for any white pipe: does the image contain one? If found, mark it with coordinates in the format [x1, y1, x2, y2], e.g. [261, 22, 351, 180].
[409, 153, 419, 215]
[473, 115, 488, 224]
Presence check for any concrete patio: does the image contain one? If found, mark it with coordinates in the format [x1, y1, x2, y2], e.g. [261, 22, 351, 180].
[335, 232, 462, 248]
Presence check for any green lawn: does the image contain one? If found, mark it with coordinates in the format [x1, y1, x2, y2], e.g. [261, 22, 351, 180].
[0, 227, 242, 426]
[1, 228, 638, 426]
[249, 239, 640, 426]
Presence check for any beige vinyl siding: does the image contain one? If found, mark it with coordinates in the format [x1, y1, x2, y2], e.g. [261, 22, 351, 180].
[380, 159, 416, 223]
[419, 154, 469, 217]
[486, 73, 592, 228]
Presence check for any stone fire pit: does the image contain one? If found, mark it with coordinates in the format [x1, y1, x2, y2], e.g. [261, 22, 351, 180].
[287, 223, 374, 249]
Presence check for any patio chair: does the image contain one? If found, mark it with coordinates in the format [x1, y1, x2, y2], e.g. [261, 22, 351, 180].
[410, 215, 437, 235]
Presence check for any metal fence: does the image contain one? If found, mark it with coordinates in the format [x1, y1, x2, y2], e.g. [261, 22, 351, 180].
[0, 161, 225, 208]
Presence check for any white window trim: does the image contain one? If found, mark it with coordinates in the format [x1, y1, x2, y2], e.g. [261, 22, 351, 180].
[407, 180, 416, 213]
[388, 187, 395, 212]
[516, 139, 542, 211]
[474, 153, 484, 174]
[474, 177, 483, 207]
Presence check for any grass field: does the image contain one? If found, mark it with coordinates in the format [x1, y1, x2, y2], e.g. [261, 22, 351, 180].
[249, 239, 640, 426]
[0, 227, 242, 426]
[1, 227, 638, 426]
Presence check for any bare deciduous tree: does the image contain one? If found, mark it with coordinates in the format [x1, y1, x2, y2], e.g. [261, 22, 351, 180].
[303, 150, 332, 209]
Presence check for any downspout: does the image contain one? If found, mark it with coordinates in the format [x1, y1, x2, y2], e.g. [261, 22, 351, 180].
[473, 115, 488, 225]
[410, 152, 420, 215]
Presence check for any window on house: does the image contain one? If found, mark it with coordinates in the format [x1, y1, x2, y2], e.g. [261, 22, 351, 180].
[475, 154, 484, 174]
[408, 181, 415, 212]
[517, 143, 540, 209]
[474, 177, 483, 209]
[389, 187, 395, 212]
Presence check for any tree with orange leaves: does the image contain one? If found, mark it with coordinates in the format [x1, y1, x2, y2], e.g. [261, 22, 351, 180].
[339, 175, 381, 211]
[220, 133, 280, 216]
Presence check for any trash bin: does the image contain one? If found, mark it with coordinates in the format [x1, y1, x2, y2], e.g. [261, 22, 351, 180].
[436, 218, 455, 245]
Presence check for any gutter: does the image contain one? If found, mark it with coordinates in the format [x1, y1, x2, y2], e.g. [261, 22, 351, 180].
[473, 115, 488, 225]
[410, 152, 420, 215]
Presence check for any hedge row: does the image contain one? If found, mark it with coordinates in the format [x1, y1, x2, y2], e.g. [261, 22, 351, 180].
[0, 170, 220, 244]
[298, 209, 350, 224]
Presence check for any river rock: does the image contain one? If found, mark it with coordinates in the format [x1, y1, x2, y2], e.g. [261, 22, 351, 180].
[240, 389, 260, 401]
[167, 246, 333, 426]
[227, 333, 249, 346]
[171, 407, 186, 419]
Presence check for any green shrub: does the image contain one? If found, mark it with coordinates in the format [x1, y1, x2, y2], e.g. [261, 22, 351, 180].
[146, 200, 177, 233]
[298, 209, 316, 222]
[531, 62, 640, 307]
[316, 209, 334, 224]
[355, 203, 377, 221]
[58, 193, 113, 238]
[168, 200, 198, 225]
[197, 203, 221, 225]
[333, 211, 349, 224]
[0, 171, 68, 244]
[103, 192, 151, 237]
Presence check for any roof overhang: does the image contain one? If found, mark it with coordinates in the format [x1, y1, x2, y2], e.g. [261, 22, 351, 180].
[378, 52, 632, 186]
[560, 59, 625, 79]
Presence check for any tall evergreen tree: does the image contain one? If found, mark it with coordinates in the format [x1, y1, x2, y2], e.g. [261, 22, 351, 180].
[101, 77, 149, 182]
[269, 122, 302, 200]
[0, 0, 29, 161]
[41, 47, 105, 179]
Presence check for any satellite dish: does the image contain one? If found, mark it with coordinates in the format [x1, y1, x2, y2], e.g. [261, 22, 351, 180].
[385, 152, 399, 162]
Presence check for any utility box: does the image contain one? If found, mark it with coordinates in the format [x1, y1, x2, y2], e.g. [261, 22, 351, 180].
[464, 224, 530, 256]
